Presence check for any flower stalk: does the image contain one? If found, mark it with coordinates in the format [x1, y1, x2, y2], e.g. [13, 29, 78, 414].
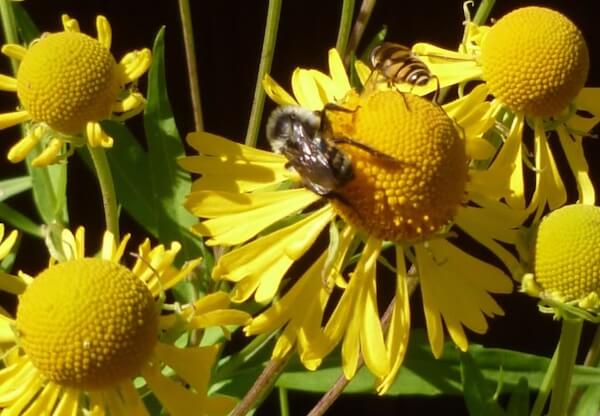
[88, 146, 119, 239]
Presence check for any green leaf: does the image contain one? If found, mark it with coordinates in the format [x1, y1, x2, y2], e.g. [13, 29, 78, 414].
[0, 176, 32, 201]
[99, 120, 158, 237]
[506, 378, 530, 416]
[0, 202, 43, 238]
[460, 350, 506, 416]
[12, 2, 40, 43]
[143, 27, 203, 262]
[272, 330, 600, 396]
[573, 384, 600, 416]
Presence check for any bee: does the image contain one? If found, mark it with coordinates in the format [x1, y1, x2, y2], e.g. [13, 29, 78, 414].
[369, 42, 439, 100]
[266, 106, 354, 197]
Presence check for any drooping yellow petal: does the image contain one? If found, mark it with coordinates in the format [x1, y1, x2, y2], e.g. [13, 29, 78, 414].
[214, 205, 335, 303]
[188, 310, 251, 329]
[118, 382, 150, 416]
[0, 271, 27, 295]
[86, 121, 114, 148]
[21, 382, 62, 416]
[569, 88, 600, 134]
[54, 387, 80, 416]
[376, 247, 411, 394]
[189, 189, 319, 246]
[7, 126, 45, 163]
[0, 227, 18, 259]
[112, 92, 146, 115]
[416, 239, 512, 358]
[557, 125, 595, 205]
[96, 15, 112, 49]
[263, 74, 298, 106]
[31, 138, 63, 167]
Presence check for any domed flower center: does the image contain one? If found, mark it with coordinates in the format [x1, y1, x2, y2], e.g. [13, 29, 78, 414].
[480, 6, 589, 118]
[533, 204, 600, 305]
[16, 31, 121, 134]
[326, 90, 468, 242]
[16, 258, 158, 390]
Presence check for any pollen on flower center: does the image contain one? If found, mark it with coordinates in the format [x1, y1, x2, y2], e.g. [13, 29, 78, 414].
[480, 6, 589, 118]
[16, 31, 121, 134]
[16, 258, 158, 390]
[533, 204, 600, 305]
[326, 90, 468, 242]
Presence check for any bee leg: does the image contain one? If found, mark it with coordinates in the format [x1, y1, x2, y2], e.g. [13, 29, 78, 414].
[331, 136, 406, 165]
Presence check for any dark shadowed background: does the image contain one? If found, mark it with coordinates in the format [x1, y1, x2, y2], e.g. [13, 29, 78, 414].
[1, 1, 599, 414]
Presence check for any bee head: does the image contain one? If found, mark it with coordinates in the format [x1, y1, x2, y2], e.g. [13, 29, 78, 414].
[266, 106, 321, 153]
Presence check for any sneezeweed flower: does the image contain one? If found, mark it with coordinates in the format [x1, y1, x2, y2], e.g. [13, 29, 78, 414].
[180, 49, 524, 393]
[522, 204, 600, 320]
[0, 14, 151, 167]
[408, 5, 600, 220]
[0, 226, 249, 415]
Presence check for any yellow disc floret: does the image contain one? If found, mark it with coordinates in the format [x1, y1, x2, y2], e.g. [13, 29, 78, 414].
[16, 258, 158, 389]
[533, 204, 600, 307]
[16, 32, 120, 134]
[326, 90, 468, 242]
[480, 7, 589, 118]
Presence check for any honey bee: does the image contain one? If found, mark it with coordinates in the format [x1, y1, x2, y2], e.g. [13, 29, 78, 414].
[369, 41, 439, 100]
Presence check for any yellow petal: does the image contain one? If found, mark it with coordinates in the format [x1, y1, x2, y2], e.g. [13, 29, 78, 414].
[96, 15, 112, 49]
[117, 382, 150, 416]
[0, 111, 30, 130]
[190, 189, 320, 246]
[327, 48, 352, 97]
[292, 69, 325, 111]
[21, 382, 61, 416]
[31, 138, 63, 167]
[557, 125, 595, 205]
[263, 74, 298, 106]
[0, 271, 26, 295]
[154, 343, 218, 394]
[0, 228, 18, 259]
[61, 14, 80, 32]
[86, 121, 114, 148]
[1, 44, 26, 61]
[53, 387, 80, 416]
[0, 74, 17, 92]
[354, 60, 371, 86]
[120, 49, 152, 83]
[569, 88, 600, 134]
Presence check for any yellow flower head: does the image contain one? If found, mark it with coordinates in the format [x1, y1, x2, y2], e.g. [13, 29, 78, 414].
[523, 204, 600, 315]
[411, 4, 600, 220]
[0, 14, 151, 166]
[480, 7, 589, 118]
[181, 49, 522, 394]
[325, 90, 468, 241]
[0, 226, 248, 415]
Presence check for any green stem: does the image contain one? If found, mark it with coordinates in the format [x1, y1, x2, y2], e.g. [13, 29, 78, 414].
[278, 387, 290, 416]
[344, 0, 376, 65]
[336, 0, 355, 59]
[0, 0, 19, 73]
[88, 146, 119, 239]
[548, 318, 584, 416]
[531, 344, 559, 416]
[568, 326, 600, 412]
[472, 0, 496, 25]
[177, 0, 204, 132]
[244, 0, 281, 148]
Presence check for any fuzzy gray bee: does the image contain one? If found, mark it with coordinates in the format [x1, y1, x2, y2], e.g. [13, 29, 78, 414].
[266, 106, 353, 197]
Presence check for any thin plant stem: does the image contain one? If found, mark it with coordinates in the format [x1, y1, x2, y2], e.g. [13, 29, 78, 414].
[472, 0, 496, 25]
[230, 353, 292, 416]
[307, 274, 419, 416]
[344, 0, 376, 66]
[88, 146, 119, 240]
[530, 344, 559, 416]
[568, 326, 600, 412]
[0, 0, 18, 73]
[548, 318, 584, 416]
[278, 387, 290, 416]
[244, 0, 281, 148]
[336, 0, 356, 60]
[177, 0, 204, 132]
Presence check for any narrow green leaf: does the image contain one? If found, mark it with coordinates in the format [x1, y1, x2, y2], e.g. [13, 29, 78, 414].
[12, 2, 40, 43]
[573, 385, 600, 415]
[0, 201, 43, 238]
[99, 120, 158, 237]
[0, 176, 32, 201]
[144, 27, 203, 261]
[460, 350, 506, 416]
[506, 378, 530, 416]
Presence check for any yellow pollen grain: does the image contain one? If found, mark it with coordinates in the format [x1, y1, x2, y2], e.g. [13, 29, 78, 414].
[16, 258, 158, 390]
[16, 31, 121, 135]
[534, 204, 600, 304]
[480, 6, 589, 118]
[327, 90, 468, 242]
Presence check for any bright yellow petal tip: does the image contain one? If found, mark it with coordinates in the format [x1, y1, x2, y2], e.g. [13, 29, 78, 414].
[480, 7, 589, 117]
